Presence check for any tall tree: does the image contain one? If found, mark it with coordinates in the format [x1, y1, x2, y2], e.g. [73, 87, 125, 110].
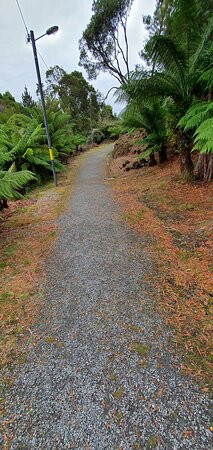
[45, 65, 66, 98]
[21, 86, 36, 108]
[79, 0, 133, 84]
[45, 67, 101, 133]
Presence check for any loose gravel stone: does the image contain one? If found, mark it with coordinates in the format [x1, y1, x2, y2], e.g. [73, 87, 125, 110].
[0, 144, 211, 449]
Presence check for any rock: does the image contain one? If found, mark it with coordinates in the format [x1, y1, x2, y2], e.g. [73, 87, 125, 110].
[122, 160, 130, 168]
[140, 158, 148, 165]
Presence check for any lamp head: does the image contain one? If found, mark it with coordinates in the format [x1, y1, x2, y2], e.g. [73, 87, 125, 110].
[46, 26, 59, 36]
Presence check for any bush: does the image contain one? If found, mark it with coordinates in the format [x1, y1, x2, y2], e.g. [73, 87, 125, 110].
[87, 128, 105, 144]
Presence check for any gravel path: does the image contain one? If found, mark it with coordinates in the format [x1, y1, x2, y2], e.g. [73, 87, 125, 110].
[0, 144, 211, 449]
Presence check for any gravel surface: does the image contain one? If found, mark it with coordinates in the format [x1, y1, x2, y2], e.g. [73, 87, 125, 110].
[0, 144, 211, 449]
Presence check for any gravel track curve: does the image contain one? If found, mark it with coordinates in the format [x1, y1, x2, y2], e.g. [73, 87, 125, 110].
[0, 144, 211, 449]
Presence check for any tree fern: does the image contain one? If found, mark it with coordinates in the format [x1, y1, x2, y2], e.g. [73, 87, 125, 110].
[0, 170, 36, 200]
[178, 101, 213, 153]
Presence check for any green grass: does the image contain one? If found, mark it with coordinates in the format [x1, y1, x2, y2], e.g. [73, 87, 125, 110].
[0, 291, 14, 303]
[47, 231, 57, 239]
[131, 342, 150, 357]
[4, 244, 18, 257]
[146, 435, 158, 449]
[113, 387, 125, 400]
[123, 209, 144, 224]
[178, 202, 195, 211]
[23, 259, 31, 266]
[179, 249, 195, 261]
[0, 262, 7, 271]
[133, 209, 144, 223]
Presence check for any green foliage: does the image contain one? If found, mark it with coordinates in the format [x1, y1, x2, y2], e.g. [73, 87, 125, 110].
[79, 0, 133, 83]
[107, 123, 128, 139]
[0, 170, 36, 200]
[122, 100, 167, 159]
[121, 0, 212, 112]
[0, 91, 23, 124]
[21, 86, 36, 108]
[87, 128, 105, 144]
[45, 68, 101, 133]
[70, 134, 87, 150]
[115, 0, 212, 178]
[0, 112, 64, 195]
[178, 101, 213, 153]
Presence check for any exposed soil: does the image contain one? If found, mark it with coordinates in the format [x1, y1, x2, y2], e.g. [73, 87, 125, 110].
[112, 129, 146, 158]
[110, 153, 213, 390]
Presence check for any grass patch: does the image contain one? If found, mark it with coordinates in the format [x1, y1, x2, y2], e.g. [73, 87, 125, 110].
[123, 208, 144, 224]
[108, 372, 118, 382]
[130, 342, 150, 357]
[23, 259, 31, 266]
[113, 387, 125, 400]
[179, 249, 195, 261]
[0, 291, 14, 304]
[0, 261, 7, 271]
[178, 202, 195, 211]
[46, 336, 57, 344]
[146, 435, 158, 449]
[4, 244, 18, 257]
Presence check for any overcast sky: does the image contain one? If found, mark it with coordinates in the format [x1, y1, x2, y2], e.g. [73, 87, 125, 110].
[0, 0, 155, 113]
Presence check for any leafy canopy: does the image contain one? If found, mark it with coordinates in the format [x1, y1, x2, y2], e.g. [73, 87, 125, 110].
[79, 0, 133, 84]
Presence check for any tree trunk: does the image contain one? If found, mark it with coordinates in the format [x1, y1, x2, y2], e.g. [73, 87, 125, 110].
[178, 132, 194, 180]
[148, 152, 157, 167]
[0, 199, 8, 210]
[194, 153, 213, 181]
[158, 145, 168, 163]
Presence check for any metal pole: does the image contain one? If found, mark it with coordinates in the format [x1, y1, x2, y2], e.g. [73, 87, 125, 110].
[29, 30, 57, 186]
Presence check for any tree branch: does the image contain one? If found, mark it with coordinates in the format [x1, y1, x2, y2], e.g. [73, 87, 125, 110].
[104, 86, 119, 100]
[121, 18, 130, 79]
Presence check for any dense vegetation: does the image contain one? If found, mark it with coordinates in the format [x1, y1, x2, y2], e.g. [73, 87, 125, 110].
[117, 0, 213, 181]
[0, 71, 117, 206]
[80, 0, 212, 181]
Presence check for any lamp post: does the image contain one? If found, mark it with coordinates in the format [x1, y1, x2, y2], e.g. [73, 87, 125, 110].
[28, 26, 59, 186]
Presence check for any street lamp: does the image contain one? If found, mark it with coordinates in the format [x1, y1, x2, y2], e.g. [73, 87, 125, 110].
[28, 26, 59, 186]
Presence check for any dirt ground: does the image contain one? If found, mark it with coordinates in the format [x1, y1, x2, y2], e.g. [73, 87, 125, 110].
[0, 157, 81, 372]
[110, 153, 213, 390]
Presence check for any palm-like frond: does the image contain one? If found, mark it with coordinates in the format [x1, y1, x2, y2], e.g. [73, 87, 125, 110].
[178, 101, 213, 129]
[178, 101, 213, 154]
[0, 170, 36, 199]
[190, 16, 213, 73]
[151, 35, 187, 92]
[7, 113, 32, 128]
[193, 118, 213, 153]
[198, 67, 213, 90]
[52, 112, 72, 130]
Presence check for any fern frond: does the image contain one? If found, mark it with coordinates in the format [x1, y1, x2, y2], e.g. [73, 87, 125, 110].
[178, 101, 213, 130]
[151, 35, 187, 91]
[7, 114, 32, 128]
[0, 170, 36, 200]
[198, 67, 213, 90]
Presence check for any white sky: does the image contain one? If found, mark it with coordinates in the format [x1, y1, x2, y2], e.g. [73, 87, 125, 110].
[0, 0, 155, 113]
